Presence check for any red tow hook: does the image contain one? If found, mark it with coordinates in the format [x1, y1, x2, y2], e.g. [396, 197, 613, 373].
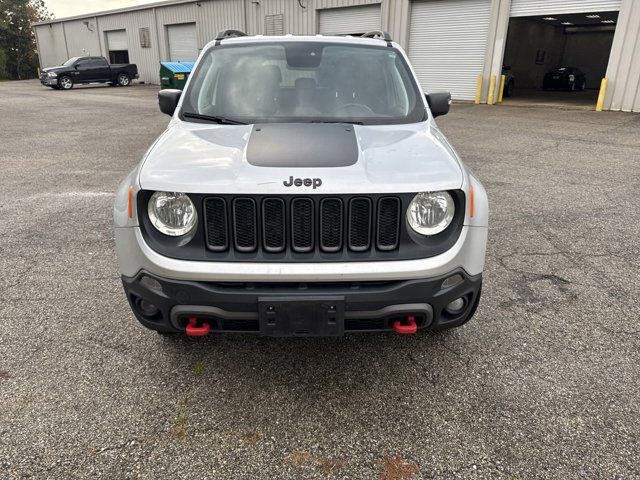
[393, 316, 417, 335]
[185, 317, 211, 337]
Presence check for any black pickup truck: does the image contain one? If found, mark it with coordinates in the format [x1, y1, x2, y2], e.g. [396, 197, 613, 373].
[40, 56, 138, 90]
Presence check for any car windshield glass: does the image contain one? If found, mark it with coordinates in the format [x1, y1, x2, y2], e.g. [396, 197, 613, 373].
[182, 42, 425, 125]
[63, 57, 81, 66]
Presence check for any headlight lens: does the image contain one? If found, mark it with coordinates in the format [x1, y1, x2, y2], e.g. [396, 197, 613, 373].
[48, 72, 57, 77]
[148, 192, 197, 236]
[406, 191, 455, 236]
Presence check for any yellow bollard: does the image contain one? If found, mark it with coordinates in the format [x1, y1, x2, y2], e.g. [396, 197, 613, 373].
[37, 67, 41, 77]
[498, 74, 506, 103]
[487, 75, 497, 105]
[596, 78, 608, 112]
[475, 75, 483, 104]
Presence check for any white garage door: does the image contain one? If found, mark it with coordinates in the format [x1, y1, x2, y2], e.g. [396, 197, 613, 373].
[408, 0, 491, 100]
[106, 30, 128, 51]
[167, 23, 198, 62]
[510, 0, 621, 17]
[319, 5, 381, 35]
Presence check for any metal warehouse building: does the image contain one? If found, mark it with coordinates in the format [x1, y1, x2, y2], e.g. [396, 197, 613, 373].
[34, 0, 640, 112]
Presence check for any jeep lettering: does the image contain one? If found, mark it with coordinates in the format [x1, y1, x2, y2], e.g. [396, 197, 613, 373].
[283, 176, 322, 189]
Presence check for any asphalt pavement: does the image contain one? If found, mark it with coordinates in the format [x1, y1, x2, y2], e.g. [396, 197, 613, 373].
[0, 80, 638, 479]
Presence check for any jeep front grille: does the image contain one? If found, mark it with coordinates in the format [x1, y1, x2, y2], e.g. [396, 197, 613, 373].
[203, 195, 401, 256]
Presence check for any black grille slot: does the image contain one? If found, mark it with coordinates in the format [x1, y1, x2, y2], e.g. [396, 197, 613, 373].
[320, 198, 343, 252]
[204, 197, 228, 251]
[291, 198, 314, 253]
[262, 198, 286, 253]
[232, 198, 257, 252]
[376, 197, 400, 251]
[348, 198, 372, 251]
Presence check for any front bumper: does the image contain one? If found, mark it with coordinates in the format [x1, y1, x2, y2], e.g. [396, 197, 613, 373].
[114, 225, 487, 282]
[122, 268, 482, 335]
[40, 76, 57, 86]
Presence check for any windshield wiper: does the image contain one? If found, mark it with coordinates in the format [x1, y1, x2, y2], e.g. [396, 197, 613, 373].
[306, 120, 364, 125]
[182, 112, 247, 125]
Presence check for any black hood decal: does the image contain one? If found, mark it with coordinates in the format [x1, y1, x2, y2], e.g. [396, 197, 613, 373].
[246, 123, 358, 168]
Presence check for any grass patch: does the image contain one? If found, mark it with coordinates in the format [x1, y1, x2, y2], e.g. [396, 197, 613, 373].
[192, 362, 205, 375]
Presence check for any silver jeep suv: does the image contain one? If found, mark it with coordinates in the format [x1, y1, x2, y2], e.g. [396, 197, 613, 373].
[113, 30, 488, 337]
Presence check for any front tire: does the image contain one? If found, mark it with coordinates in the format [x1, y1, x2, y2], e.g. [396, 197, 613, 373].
[117, 73, 131, 87]
[58, 76, 73, 90]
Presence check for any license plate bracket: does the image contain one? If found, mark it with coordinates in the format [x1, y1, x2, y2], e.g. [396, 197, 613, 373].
[258, 296, 345, 337]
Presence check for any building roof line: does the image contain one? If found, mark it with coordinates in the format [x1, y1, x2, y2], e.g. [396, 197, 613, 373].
[33, 0, 204, 26]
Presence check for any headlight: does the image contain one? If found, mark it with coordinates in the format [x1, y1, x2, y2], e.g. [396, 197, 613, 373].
[148, 191, 197, 236]
[48, 72, 57, 77]
[406, 191, 455, 236]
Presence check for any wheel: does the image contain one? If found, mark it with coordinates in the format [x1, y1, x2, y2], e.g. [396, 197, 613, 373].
[504, 80, 514, 98]
[58, 76, 73, 90]
[117, 73, 131, 87]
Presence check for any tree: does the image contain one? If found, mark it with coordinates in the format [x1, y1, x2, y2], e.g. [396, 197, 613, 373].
[0, 0, 52, 80]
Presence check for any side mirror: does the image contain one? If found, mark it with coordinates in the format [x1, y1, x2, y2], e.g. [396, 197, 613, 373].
[158, 89, 182, 116]
[426, 92, 451, 118]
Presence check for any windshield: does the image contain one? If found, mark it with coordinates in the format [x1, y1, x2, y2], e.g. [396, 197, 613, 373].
[63, 57, 81, 66]
[182, 42, 425, 125]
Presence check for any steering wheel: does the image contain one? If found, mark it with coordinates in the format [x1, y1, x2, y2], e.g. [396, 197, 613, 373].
[334, 103, 375, 115]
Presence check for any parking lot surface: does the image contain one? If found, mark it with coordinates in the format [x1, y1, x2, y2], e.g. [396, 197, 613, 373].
[1, 80, 639, 479]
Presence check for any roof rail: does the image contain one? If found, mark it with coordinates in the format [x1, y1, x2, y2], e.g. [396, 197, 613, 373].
[215, 29, 248, 42]
[361, 30, 393, 46]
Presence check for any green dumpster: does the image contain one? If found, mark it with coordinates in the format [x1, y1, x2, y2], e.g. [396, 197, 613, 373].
[159, 62, 195, 90]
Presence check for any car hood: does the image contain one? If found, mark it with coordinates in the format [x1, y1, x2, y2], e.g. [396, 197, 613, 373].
[138, 120, 464, 195]
[42, 66, 67, 73]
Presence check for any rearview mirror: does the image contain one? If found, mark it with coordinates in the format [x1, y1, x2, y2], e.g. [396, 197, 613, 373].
[426, 92, 451, 118]
[158, 89, 182, 116]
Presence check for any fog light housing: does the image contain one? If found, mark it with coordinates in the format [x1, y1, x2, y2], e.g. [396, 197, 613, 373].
[136, 298, 160, 318]
[445, 297, 465, 314]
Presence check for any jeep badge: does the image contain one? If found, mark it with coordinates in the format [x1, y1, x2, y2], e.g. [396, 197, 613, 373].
[283, 176, 322, 189]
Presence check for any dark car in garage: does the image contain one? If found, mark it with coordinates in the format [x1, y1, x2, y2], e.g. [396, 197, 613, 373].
[542, 67, 586, 91]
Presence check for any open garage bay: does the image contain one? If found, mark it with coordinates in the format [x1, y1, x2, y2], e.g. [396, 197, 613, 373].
[0, 82, 639, 478]
[502, 9, 619, 109]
